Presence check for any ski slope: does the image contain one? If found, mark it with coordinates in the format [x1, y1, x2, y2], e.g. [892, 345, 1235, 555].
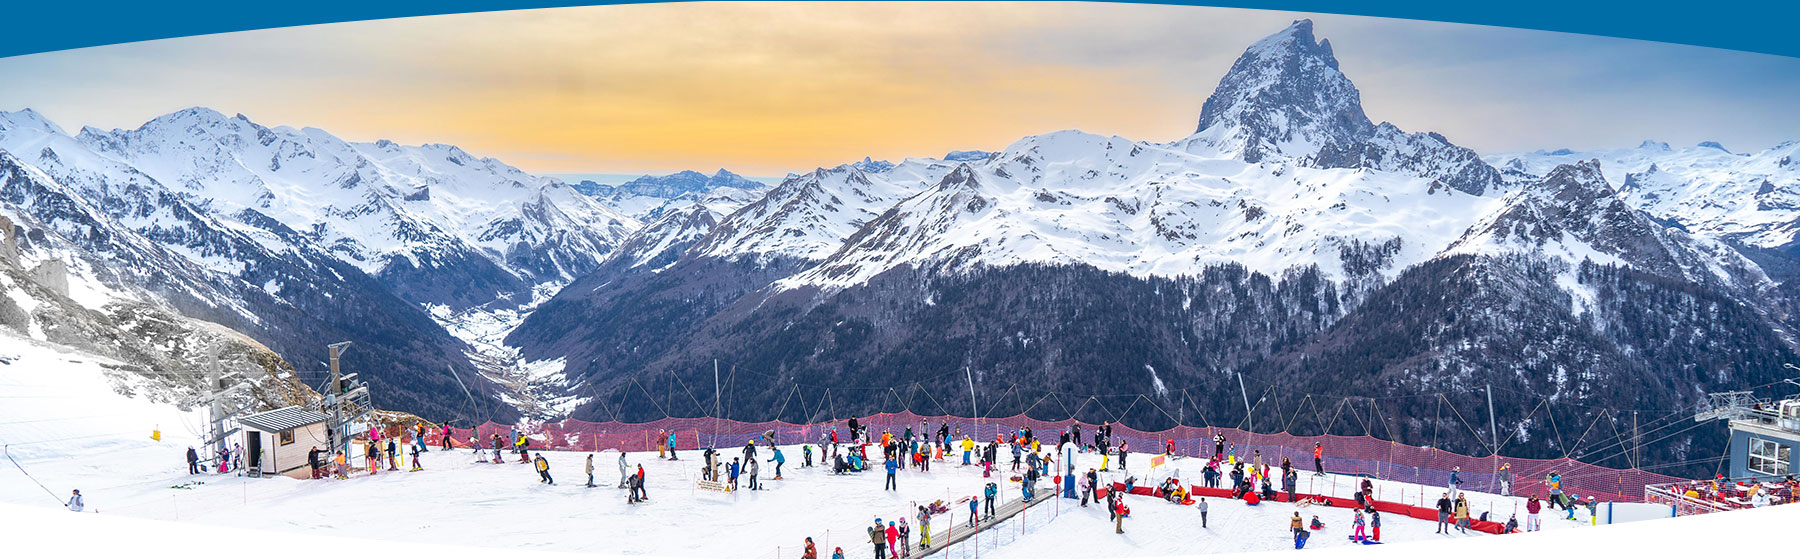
[0, 330, 1713, 558]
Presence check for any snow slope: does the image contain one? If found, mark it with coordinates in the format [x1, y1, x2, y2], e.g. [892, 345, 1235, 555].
[0, 334, 1597, 558]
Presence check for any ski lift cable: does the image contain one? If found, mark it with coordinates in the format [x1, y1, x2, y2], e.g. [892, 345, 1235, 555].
[2, 444, 66, 506]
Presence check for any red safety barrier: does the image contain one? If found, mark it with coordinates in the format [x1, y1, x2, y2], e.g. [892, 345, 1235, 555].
[434, 411, 1680, 503]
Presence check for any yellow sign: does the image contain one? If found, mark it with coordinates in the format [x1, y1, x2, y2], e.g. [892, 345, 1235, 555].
[151, 429, 161, 442]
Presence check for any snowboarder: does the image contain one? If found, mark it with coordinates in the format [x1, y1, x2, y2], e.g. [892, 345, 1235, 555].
[1352, 509, 1367, 541]
[868, 520, 886, 559]
[667, 431, 679, 460]
[65, 489, 82, 512]
[534, 453, 553, 485]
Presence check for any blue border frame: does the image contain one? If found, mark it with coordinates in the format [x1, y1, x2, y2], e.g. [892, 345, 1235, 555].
[5, 1, 1797, 59]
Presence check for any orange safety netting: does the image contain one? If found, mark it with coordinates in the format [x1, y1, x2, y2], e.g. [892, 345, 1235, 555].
[445, 411, 1680, 503]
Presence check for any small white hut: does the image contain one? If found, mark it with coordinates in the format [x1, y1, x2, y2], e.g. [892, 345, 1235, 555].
[236, 406, 330, 479]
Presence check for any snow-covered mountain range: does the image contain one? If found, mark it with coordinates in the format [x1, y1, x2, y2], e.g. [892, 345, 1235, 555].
[5, 17, 1799, 465]
[506, 19, 1800, 474]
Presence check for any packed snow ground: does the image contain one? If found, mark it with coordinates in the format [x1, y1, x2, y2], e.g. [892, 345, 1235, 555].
[0, 331, 1650, 558]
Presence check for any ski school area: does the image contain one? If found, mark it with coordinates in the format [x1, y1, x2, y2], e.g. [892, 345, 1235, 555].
[2, 338, 1796, 559]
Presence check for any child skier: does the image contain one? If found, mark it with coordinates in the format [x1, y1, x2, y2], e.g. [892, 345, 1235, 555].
[968, 494, 980, 527]
[534, 453, 552, 485]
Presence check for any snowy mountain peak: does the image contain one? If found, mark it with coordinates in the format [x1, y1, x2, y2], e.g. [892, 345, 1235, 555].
[1638, 140, 1671, 151]
[1193, 19, 1372, 163]
[0, 108, 66, 136]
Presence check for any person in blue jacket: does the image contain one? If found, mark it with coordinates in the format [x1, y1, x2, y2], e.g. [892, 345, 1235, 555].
[667, 432, 679, 460]
[885, 457, 899, 491]
[1448, 466, 1464, 499]
[968, 494, 980, 527]
[983, 482, 998, 520]
[772, 447, 787, 479]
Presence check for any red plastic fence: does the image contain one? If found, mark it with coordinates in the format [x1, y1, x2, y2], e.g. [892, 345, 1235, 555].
[443, 411, 1681, 502]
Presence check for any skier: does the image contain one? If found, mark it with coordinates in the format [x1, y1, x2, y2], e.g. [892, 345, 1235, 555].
[1313, 443, 1324, 476]
[409, 442, 423, 471]
[746, 457, 760, 491]
[1448, 466, 1464, 500]
[772, 446, 786, 479]
[65, 489, 82, 512]
[918, 506, 933, 547]
[803, 445, 813, 469]
[232, 441, 244, 474]
[634, 464, 648, 501]
[667, 431, 679, 460]
[491, 434, 504, 463]
[884, 456, 897, 491]
[897, 518, 911, 558]
[968, 494, 980, 527]
[186, 446, 199, 475]
[1117, 442, 1128, 471]
[533, 453, 553, 485]
[961, 436, 974, 465]
[516, 433, 530, 463]
[585, 453, 596, 488]
[618, 452, 630, 488]
[728, 458, 741, 491]
[983, 482, 997, 520]
[743, 439, 757, 463]
[658, 430, 668, 459]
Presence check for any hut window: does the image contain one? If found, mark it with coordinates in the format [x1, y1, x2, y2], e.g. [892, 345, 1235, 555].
[1749, 437, 1790, 476]
[279, 429, 295, 445]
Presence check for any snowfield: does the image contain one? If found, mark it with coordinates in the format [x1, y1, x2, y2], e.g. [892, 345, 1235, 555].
[0, 329, 1705, 560]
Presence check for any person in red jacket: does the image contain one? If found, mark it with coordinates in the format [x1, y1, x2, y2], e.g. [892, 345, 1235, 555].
[1114, 497, 1128, 534]
[884, 521, 898, 556]
[1312, 443, 1324, 476]
[1525, 495, 1542, 532]
[802, 537, 817, 559]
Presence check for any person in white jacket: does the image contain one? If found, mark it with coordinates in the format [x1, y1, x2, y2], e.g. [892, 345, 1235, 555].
[618, 452, 630, 488]
[66, 489, 83, 512]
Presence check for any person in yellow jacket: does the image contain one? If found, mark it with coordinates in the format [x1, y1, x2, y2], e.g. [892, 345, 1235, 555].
[515, 434, 530, 463]
[961, 436, 975, 465]
[533, 453, 553, 485]
[333, 450, 347, 479]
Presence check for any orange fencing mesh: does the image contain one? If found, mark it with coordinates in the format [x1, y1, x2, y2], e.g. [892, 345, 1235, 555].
[448, 411, 1680, 503]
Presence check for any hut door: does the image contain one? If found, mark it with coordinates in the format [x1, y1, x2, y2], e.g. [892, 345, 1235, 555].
[247, 431, 263, 469]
